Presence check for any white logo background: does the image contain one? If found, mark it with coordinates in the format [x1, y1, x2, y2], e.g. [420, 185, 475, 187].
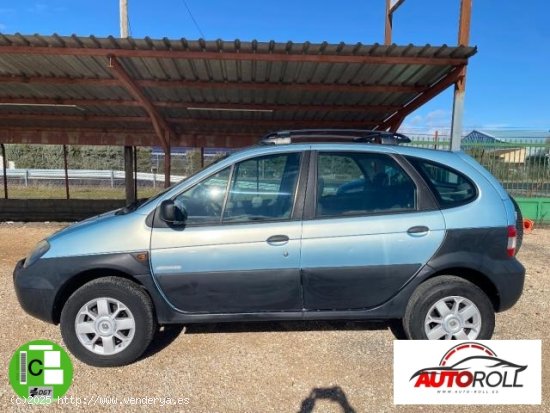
[394, 340, 541, 405]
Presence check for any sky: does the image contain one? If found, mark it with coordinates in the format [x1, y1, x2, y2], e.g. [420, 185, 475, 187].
[0, 0, 548, 134]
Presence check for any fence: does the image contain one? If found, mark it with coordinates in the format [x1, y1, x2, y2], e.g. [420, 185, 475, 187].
[406, 134, 550, 198]
[0, 145, 227, 200]
[1, 137, 549, 200]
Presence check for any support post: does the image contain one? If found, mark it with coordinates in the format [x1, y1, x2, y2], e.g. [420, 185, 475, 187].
[163, 130, 171, 188]
[63, 145, 70, 199]
[119, 0, 128, 38]
[385, 0, 405, 45]
[124, 146, 135, 204]
[133, 146, 138, 200]
[164, 147, 171, 188]
[450, 87, 465, 152]
[450, 0, 472, 152]
[200, 147, 205, 168]
[385, 0, 392, 45]
[1, 143, 7, 199]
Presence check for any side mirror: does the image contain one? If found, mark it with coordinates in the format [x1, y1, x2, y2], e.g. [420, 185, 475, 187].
[159, 200, 187, 225]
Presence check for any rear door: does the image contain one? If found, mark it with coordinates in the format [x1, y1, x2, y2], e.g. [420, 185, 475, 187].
[300, 150, 445, 310]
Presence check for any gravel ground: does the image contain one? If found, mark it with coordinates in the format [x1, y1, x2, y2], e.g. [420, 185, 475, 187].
[0, 222, 548, 412]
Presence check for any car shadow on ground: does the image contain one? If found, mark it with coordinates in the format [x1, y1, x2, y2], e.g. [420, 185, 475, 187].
[184, 320, 391, 334]
[140, 324, 186, 360]
[140, 320, 399, 361]
[297, 386, 357, 413]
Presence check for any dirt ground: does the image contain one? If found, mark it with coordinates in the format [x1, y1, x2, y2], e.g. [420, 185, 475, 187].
[0, 222, 548, 412]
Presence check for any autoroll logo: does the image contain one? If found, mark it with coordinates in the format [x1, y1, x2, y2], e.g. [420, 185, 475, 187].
[410, 342, 526, 390]
[394, 340, 541, 405]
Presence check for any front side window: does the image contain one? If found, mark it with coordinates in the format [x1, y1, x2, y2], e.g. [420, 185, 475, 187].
[316, 152, 417, 217]
[223, 153, 301, 222]
[174, 167, 230, 225]
[407, 157, 476, 207]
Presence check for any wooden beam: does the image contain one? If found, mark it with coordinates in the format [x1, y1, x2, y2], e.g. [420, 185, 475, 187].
[0, 128, 157, 146]
[377, 66, 465, 131]
[0, 74, 425, 94]
[388, 115, 406, 132]
[136, 79, 424, 94]
[157, 102, 399, 113]
[0, 114, 153, 123]
[176, 119, 380, 128]
[0, 113, 379, 128]
[0, 128, 258, 148]
[0, 97, 141, 107]
[108, 56, 174, 148]
[0, 75, 119, 86]
[0, 44, 468, 66]
[0, 97, 400, 113]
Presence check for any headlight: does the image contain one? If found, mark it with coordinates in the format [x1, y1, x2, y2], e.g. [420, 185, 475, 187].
[23, 240, 50, 268]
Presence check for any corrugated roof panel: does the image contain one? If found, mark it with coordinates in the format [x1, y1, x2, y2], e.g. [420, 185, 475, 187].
[0, 34, 477, 58]
[0, 34, 476, 142]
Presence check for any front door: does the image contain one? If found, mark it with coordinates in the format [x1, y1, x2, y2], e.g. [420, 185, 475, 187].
[150, 151, 305, 313]
[300, 150, 446, 310]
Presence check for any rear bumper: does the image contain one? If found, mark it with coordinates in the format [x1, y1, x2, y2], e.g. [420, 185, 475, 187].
[13, 259, 57, 323]
[488, 258, 525, 312]
[423, 227, 526, 313]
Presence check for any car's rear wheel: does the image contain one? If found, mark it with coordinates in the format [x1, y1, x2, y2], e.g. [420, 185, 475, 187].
[400, 276, 495, 340]
[60, 277, 156, 367]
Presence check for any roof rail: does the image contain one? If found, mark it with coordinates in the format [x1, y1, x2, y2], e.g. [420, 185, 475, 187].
[259, 129, 411, 146]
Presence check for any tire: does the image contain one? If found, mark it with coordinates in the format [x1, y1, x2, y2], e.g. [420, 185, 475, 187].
[402, 276, 495, 340]
[388, 319, 408, 340]
[510, 196, 524, 253]
[60, 277, 156, 367]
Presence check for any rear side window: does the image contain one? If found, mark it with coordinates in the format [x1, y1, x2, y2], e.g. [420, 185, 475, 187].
[407, 157, 477, 207]
[316, 152, 417, 217]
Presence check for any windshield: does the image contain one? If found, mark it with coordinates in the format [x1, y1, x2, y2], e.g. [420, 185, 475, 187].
[136, 153, 232, 210]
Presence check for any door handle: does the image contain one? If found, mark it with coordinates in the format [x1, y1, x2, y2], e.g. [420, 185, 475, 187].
[266, 235, 289, 245]
[407, 225, 430, 234]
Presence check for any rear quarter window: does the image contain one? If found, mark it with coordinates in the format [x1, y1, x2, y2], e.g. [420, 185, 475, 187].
[406, 156, 477, 208]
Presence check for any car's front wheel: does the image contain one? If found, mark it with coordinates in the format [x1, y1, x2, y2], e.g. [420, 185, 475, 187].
[60, 277, 156, 367]
[399, 276, 495, 340]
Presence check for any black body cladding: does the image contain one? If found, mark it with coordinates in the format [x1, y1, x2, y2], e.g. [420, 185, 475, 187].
[13, 226, 524, 324]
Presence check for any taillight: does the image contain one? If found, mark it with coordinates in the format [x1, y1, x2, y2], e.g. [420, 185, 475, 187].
[507, 225, 517, 257]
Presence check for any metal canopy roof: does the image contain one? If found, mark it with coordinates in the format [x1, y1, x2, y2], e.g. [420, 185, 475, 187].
[0, 34, 476, 148]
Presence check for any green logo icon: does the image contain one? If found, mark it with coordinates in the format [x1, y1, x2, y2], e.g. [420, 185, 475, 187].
[9, 339, 73, 404]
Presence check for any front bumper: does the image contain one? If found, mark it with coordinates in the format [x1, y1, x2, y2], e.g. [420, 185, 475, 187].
[13, 258, 57, 323]
[13, 252, 162, 325]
